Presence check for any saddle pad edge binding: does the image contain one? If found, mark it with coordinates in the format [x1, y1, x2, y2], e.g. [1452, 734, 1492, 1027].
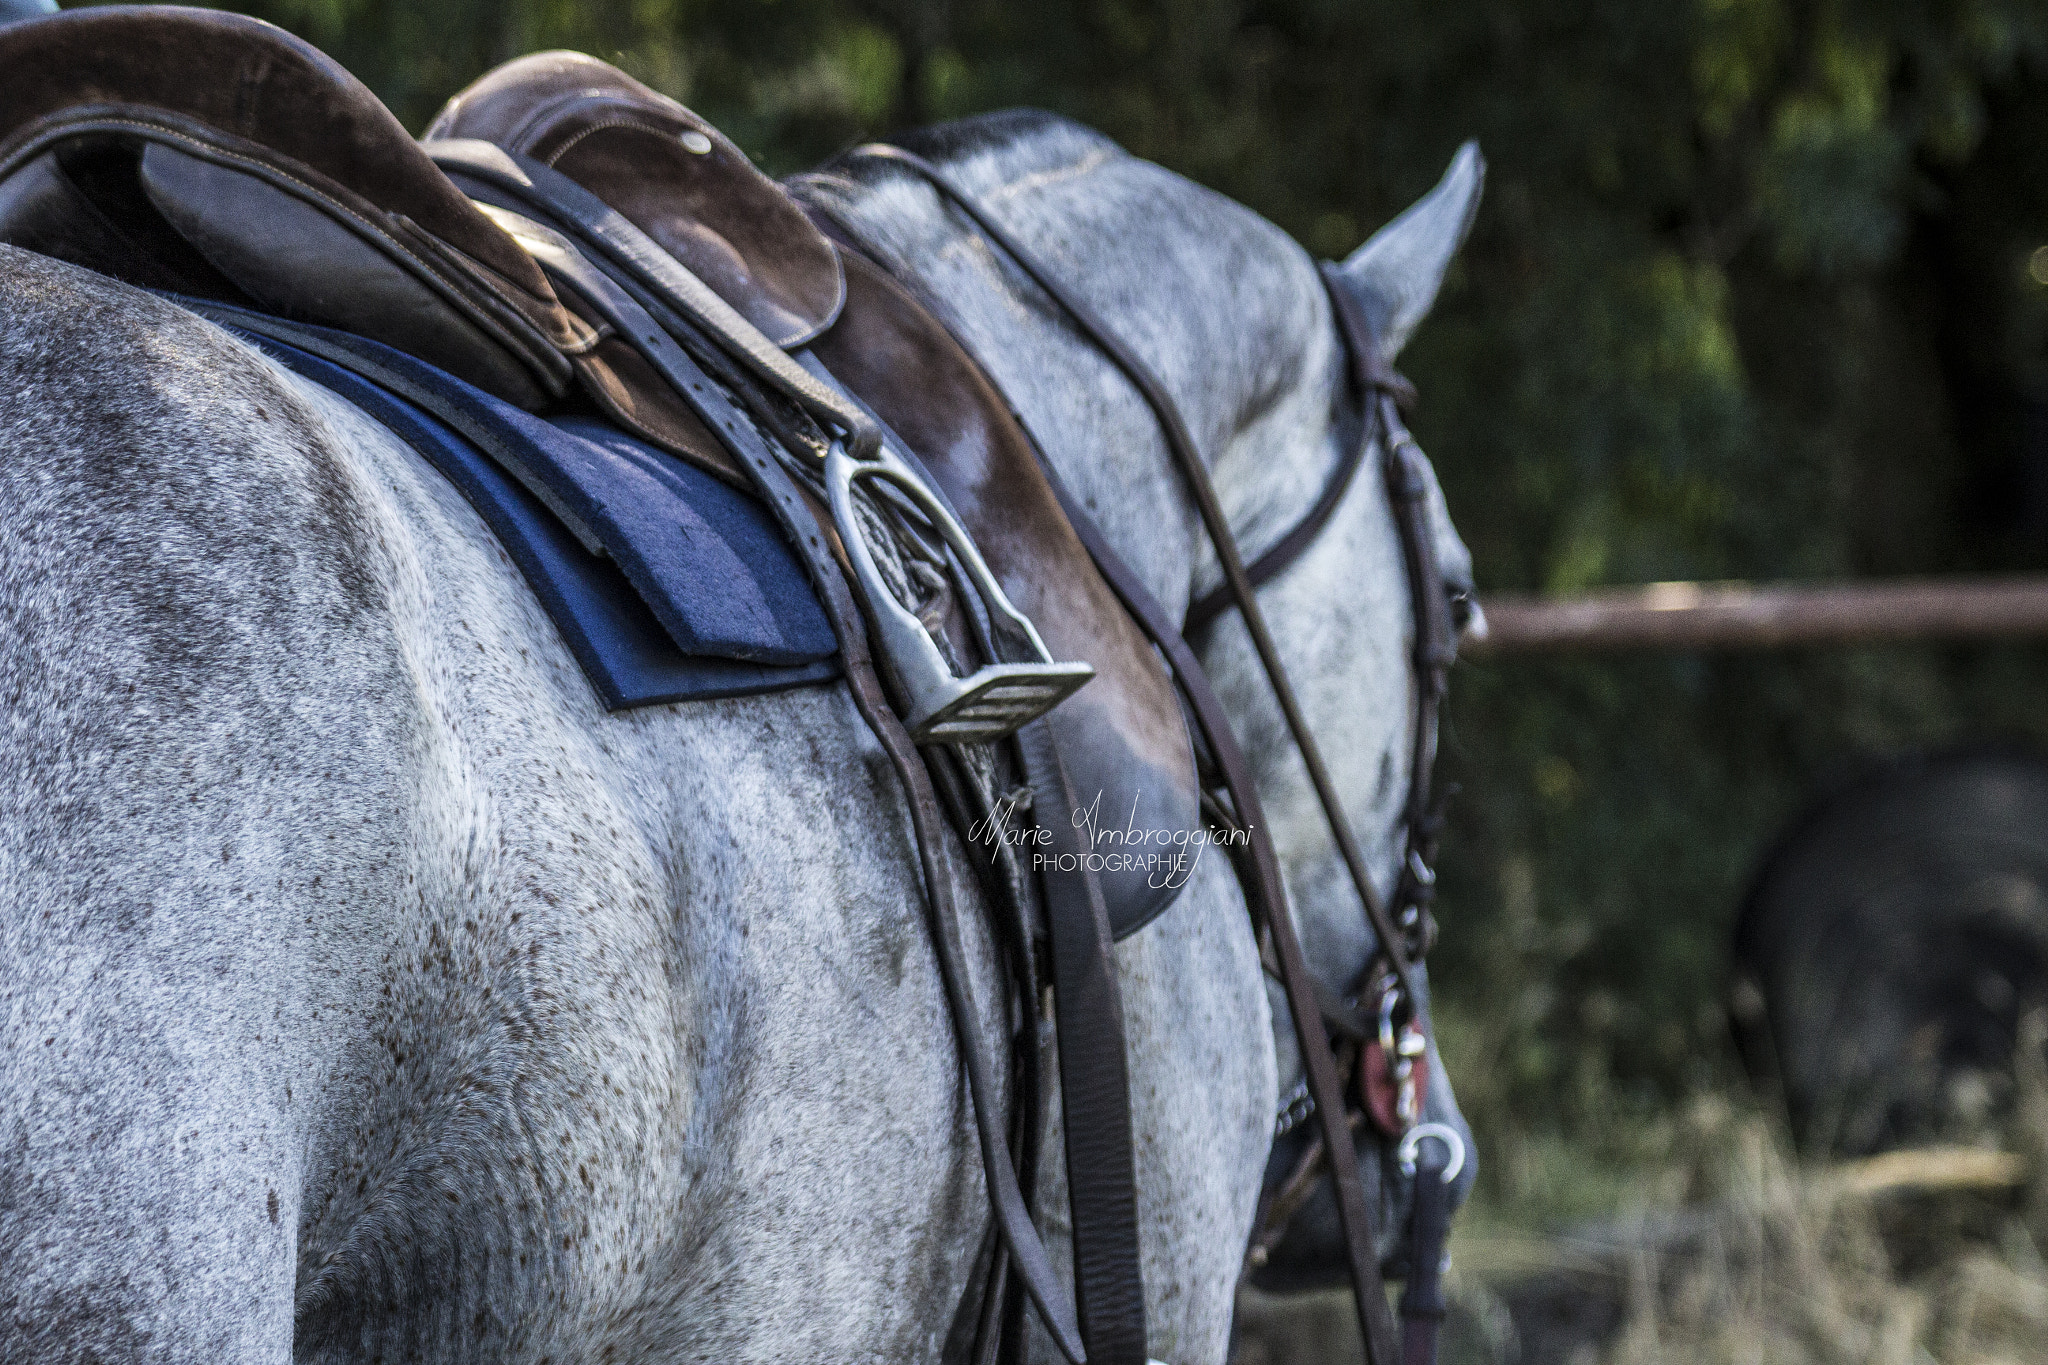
[203, 314, 843, 709]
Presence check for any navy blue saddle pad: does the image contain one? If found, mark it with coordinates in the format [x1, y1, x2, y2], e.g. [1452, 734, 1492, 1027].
[214, 311, 840, 709]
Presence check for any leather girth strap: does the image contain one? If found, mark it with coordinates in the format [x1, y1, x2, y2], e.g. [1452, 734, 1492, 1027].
[1015, 722, 1148, 1364]
[828, 146, 1410, 1365]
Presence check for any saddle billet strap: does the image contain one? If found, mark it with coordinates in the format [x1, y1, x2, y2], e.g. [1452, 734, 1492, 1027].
[426, 139, 880, 458]
[847, 145, 1423, 1019]
[1014, 720, 1149, 1365]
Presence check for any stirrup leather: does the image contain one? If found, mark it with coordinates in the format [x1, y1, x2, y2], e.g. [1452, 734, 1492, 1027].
[826, 443, 1093, 743]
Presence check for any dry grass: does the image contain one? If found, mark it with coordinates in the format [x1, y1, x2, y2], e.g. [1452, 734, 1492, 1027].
[1581, 1014, 2048, 1365]
[1589, 1121, 2047, 1365]
[1232, 1018, 2048, 1365]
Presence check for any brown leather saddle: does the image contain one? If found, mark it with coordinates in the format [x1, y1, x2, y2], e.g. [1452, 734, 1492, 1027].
[425, 54, 1201, 935]
[0, 6, 1199, 933]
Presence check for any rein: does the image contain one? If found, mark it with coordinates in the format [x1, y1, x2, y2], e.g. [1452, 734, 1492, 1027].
[845, 144, 1463, 1365]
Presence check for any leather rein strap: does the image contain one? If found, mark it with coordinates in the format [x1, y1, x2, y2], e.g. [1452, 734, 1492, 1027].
[1181, 354, 1412, 640]
[845, 143, 1455, 1365]
[850, 145, 1423, 1014]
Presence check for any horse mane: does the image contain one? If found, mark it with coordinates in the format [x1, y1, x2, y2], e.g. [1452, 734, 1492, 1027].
[817, 107, 1126, 205]
[883, 107, 1119, 175]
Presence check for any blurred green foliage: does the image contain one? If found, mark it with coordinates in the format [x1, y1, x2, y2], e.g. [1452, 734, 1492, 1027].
[209, 0, 2048, 1177]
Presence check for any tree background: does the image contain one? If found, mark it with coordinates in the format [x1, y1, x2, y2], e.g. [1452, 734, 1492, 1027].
[201, 0, 2048, 1204]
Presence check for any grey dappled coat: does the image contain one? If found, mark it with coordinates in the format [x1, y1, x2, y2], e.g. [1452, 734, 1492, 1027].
[0, 115, 1479, 1363]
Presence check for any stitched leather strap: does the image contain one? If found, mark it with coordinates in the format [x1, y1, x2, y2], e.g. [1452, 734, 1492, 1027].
[1016, 722, 1149, 1365]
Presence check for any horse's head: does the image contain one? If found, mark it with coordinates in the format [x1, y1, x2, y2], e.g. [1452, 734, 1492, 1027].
[801, 114, 1483, 1269]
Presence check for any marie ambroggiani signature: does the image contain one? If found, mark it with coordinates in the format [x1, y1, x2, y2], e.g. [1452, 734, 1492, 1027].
[968, 789, 1251, 891]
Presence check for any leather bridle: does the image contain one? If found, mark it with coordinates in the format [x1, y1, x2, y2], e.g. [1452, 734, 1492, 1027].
[846, 145, 1466, 1365]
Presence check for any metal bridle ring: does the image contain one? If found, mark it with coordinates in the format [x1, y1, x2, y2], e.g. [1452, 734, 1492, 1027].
[1396, 1122, 1466, 1184]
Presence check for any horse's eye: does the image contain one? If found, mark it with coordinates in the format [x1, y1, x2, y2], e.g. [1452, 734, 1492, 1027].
[1446, 588, 1475, 632]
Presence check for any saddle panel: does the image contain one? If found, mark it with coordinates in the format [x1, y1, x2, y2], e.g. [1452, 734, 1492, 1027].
[812, 248, 1203, 937]
[427, 52, 844, 351]
[0, 141, 248, 297]
[0, 6, 581, 408]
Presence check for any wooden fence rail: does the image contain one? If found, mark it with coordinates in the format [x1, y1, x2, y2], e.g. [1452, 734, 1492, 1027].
[1467, 575, 2048, 655]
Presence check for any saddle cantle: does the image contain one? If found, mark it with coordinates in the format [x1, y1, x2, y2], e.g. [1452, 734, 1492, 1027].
[424, 52, 844, 352]
[0, 6, 581, 410]
[0, 6, 744, 483]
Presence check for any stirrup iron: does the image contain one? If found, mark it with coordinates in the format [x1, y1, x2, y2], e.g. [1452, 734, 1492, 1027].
[826, 444, 1093, 743]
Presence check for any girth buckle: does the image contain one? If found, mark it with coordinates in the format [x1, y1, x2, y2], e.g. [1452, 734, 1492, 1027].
[825, 443, 1094, 743]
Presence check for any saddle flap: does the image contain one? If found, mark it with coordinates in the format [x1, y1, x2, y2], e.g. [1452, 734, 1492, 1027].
[813, 248, 1204, 936]
[0, 6, 582, 409]
[426, 51, 845, 350]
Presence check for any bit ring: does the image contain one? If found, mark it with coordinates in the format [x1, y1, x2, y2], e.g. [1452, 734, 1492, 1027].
[1397, 1121, 1466, 1183]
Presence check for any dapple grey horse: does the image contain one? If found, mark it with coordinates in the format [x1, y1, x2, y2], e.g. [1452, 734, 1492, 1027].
[0, 111, 1480, 1363]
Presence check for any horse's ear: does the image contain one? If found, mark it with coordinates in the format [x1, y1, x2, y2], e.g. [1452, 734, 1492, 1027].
[1332, 141, 1484, 361]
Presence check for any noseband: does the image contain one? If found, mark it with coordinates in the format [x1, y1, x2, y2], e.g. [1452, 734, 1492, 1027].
[850, 145, 1462, 1365]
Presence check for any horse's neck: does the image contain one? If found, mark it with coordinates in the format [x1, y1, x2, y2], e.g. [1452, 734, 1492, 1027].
[807, 147, 1339, 618]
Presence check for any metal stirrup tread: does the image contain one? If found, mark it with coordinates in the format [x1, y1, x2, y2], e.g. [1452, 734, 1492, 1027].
[827, 444, 1093, 742]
